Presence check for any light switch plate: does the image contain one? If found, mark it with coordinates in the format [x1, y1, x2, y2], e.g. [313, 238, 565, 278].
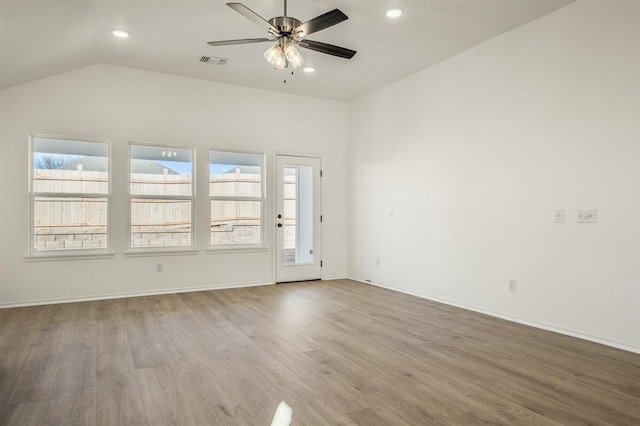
[554, 209, 565, 223]
[577, 209, 598, 223]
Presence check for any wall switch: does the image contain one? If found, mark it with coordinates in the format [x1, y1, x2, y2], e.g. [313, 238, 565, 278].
[388, 211, 394, 220]
[577, 209, 598, 223]
[554, 209, 565, 223]
[376, 258, 381, 267]
[155, 263, 164, 273]
[508, 280, 517, 292]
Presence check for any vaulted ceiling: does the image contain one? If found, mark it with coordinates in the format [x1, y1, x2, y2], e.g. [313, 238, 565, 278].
[0, 0, 576, 101]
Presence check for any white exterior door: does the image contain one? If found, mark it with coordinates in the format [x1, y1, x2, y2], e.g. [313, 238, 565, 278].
[275, 155, 322, 283]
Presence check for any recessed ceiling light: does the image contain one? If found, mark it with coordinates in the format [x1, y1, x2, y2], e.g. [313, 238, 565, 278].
[112, 30, 130, 38]
[303, 67, 315, 73]
[386, 9, 403, 18]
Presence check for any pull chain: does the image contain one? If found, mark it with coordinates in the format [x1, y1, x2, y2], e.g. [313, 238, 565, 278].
[284, 70, 294, 84]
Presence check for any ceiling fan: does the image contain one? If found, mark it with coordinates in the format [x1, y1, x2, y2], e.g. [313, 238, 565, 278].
[207, 1, 357, 70]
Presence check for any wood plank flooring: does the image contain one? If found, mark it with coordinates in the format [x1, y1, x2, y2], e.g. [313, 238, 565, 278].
[1, 279, 639, 425]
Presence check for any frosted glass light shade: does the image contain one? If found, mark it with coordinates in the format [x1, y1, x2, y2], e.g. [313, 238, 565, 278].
[264, 44, 283, 64]
[264, 44, 287, 69]
[284, 44, 304, 68]
[273, 51, 286, 69]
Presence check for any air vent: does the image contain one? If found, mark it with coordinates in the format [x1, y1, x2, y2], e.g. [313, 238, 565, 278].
[200, 56, 229, 66]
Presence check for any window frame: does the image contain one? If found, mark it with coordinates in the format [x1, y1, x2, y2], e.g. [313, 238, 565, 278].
[27, 133, 114, 261]
[125, 141, 197, 255]
[207, 149, 266, 253]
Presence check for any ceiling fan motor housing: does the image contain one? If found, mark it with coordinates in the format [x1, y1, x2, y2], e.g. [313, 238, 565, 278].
[269, 16, 302, 35]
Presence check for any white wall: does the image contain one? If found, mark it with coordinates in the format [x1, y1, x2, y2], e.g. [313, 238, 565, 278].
[0, 64, 348, 305]
[348, 0, 640, 351]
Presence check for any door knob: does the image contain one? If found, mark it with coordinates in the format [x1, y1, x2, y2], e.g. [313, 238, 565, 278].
[277, 223, 283, 228]
[277, 214, 282, 219]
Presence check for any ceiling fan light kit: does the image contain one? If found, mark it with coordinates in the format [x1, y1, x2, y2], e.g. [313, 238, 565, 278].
[208, 0, 356, 71]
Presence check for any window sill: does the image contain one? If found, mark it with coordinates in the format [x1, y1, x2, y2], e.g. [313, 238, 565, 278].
[206, 245, 268, 255]
[123, 248, 199, 258]
[25, 251, 116, 262]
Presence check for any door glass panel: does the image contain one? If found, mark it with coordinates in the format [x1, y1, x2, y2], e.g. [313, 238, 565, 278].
[284, 165, 314, 265]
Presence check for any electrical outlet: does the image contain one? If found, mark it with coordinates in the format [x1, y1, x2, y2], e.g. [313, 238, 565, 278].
[155, 263, 164, 273]
[508, 280, 517, 292]
[554, 209, 565, 223]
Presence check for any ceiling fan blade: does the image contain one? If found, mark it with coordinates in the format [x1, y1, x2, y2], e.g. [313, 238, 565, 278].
[227, 3, 278, 34]
[294, 9, 348, 38]
[297, 39, 357, 59]
[207, 38, 272, 47]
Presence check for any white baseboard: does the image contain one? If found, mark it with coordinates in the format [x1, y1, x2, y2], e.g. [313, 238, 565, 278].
[0, 277, 347, 308]
[0, 281, 275, 309]
[322, 275, 348, 281]
[349, 276, 640, 355]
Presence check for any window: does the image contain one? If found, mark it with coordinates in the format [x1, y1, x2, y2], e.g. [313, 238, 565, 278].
[210, 151, 264, 247]
[30, 135, 110, 255]
[129, 144, 194, 250]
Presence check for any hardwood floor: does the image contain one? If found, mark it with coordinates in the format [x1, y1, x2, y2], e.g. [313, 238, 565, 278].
[1, 279, 639, 425]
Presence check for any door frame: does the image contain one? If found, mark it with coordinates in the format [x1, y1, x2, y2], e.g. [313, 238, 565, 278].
[272, 152, 323, 283]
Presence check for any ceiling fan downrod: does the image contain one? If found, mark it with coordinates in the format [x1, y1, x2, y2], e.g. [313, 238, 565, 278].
[284, 0, 287, 17]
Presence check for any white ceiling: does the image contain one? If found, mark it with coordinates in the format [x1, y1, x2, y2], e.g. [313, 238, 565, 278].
[0, 0, 576, 102]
